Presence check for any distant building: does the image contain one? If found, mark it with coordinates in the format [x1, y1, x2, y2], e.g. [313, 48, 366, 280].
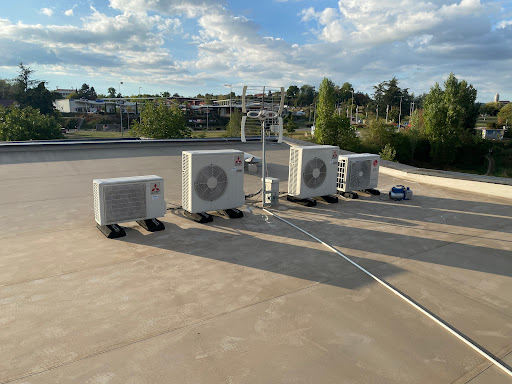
[54, 88, 75, 99]
[493, 92, 509, 107]
[481, 128, 505, 140]
[54, 99, 117, 113]
[0, 98, 16, 108]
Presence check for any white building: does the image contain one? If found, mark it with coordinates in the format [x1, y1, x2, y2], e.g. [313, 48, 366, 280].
[55, 88, 75, 99]
[54, 99, 137, 114]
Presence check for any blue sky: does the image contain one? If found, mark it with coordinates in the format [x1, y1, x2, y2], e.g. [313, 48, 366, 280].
[1, 0, 511, 102]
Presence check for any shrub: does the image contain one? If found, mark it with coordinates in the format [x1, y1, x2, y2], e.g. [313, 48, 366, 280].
[379, 143, 396, 161]
[0, 105, 62, 141]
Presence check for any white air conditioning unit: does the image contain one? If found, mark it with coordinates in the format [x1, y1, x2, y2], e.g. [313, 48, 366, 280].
[182, 150, 245, 221]
[337, 153, 380, 192]
[93, 175, 167, 236]
[288, 145, 339, 199]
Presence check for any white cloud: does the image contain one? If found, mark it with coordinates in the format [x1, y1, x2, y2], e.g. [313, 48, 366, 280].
[497, 19, 512, 29]
[41, 8, 54, 17]
[64, 5, 77, 17]
[0, 0, 510, 101]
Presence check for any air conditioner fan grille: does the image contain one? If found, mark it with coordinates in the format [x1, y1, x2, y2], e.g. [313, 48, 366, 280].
[303, 157, 327, 189]
[194, 164, 228, 201]
[348, 160, 371, 189]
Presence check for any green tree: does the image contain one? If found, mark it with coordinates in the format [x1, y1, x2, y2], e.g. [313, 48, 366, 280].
[480, 102, 501, 117]
[498, 103, 512, 126]
[315, 78, 336, 144]
[362, 118, 395, 150]
[19, 82, 57, 115]
[0, 105, 62, 141]
[130, 101, 190, 139]
[296, 84, 316, 107]
[14, 63, 38, 93]
[107, 87, 117, 98]
[373, 77, 411, 120]
[457, 79, 479, 131]
[285, 113, 297, 132]
[379, 143, 396, 161]
[314, 78, 356, 149]
[334, 114, 357, 151]
[407, 109, 425, 162]
[423, 73, 477, 165]
[286, 85, 299, 106]
[12, 64, 56, 115]
[225, 109, 243, 136]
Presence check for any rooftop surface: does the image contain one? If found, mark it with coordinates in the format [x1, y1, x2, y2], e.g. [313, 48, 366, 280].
[1, 140, 511, 383]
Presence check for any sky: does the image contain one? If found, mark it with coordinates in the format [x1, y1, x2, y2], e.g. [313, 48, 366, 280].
[1, 0, 511, 102]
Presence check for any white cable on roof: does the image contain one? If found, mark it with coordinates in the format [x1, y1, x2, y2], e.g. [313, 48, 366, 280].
[263, 208, 512, 378]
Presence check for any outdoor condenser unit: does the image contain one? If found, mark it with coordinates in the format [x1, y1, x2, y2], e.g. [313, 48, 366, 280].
[93, 175, 166, 237]
[288, 145, 339, 200]
[182, 149, 245, 222]
[337, 153, 380, 193]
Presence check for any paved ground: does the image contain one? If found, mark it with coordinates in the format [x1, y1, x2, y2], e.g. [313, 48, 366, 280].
[0, 141, 511, 384]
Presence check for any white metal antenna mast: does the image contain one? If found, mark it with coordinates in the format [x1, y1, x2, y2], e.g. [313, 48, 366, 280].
[242, 85, 285, 207]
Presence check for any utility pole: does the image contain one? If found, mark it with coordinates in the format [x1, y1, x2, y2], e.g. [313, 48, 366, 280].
[223, 83, 232, 117]
[386, 105, 389, 123]
[399, 95, 403, 128]
[350, 90, 354, 124]
[119, 82, 123, 137]
[376, 105, 379, 119]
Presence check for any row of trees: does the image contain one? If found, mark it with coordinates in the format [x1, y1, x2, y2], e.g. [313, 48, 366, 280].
[0, 63, 62, 141]
[314, 74, 488, 167]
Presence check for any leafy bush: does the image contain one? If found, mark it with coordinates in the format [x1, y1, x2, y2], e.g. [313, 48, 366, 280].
[225, 110, 243, 137]
[0, 105, 62, 141]
[379, 143, 396, 161]
[130, 101, 190, 139]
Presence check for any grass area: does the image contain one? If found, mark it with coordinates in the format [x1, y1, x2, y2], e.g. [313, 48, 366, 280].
[476, 116, 498, 127]
[64, 130, 131, 139]
[64, 129, 229, 140]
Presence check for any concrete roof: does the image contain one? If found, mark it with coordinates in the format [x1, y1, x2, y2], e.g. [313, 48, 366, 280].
[1, 140, 511, 383]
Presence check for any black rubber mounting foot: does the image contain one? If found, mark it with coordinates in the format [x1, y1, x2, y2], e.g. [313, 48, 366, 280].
[136, 218, 165, 232]
[340, 191, 359, 199]
[286, 195, 317, 207]
[364, 188, 381, 195]
[319, 195, 339, 203]
[97, 224, 126, 239]
[184, 211, 214, 223]
[219, 208, 244, 219]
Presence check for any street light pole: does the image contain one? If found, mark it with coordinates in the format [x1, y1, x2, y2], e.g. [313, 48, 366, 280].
[223, 83, 232, 117]
[350, 90, 354, 124]
[119, 82, 123, 137]
[399, 95, 403, 128]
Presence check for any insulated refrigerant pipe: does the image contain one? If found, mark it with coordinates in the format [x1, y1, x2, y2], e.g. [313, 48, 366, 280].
[262, 208, 512, 378]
